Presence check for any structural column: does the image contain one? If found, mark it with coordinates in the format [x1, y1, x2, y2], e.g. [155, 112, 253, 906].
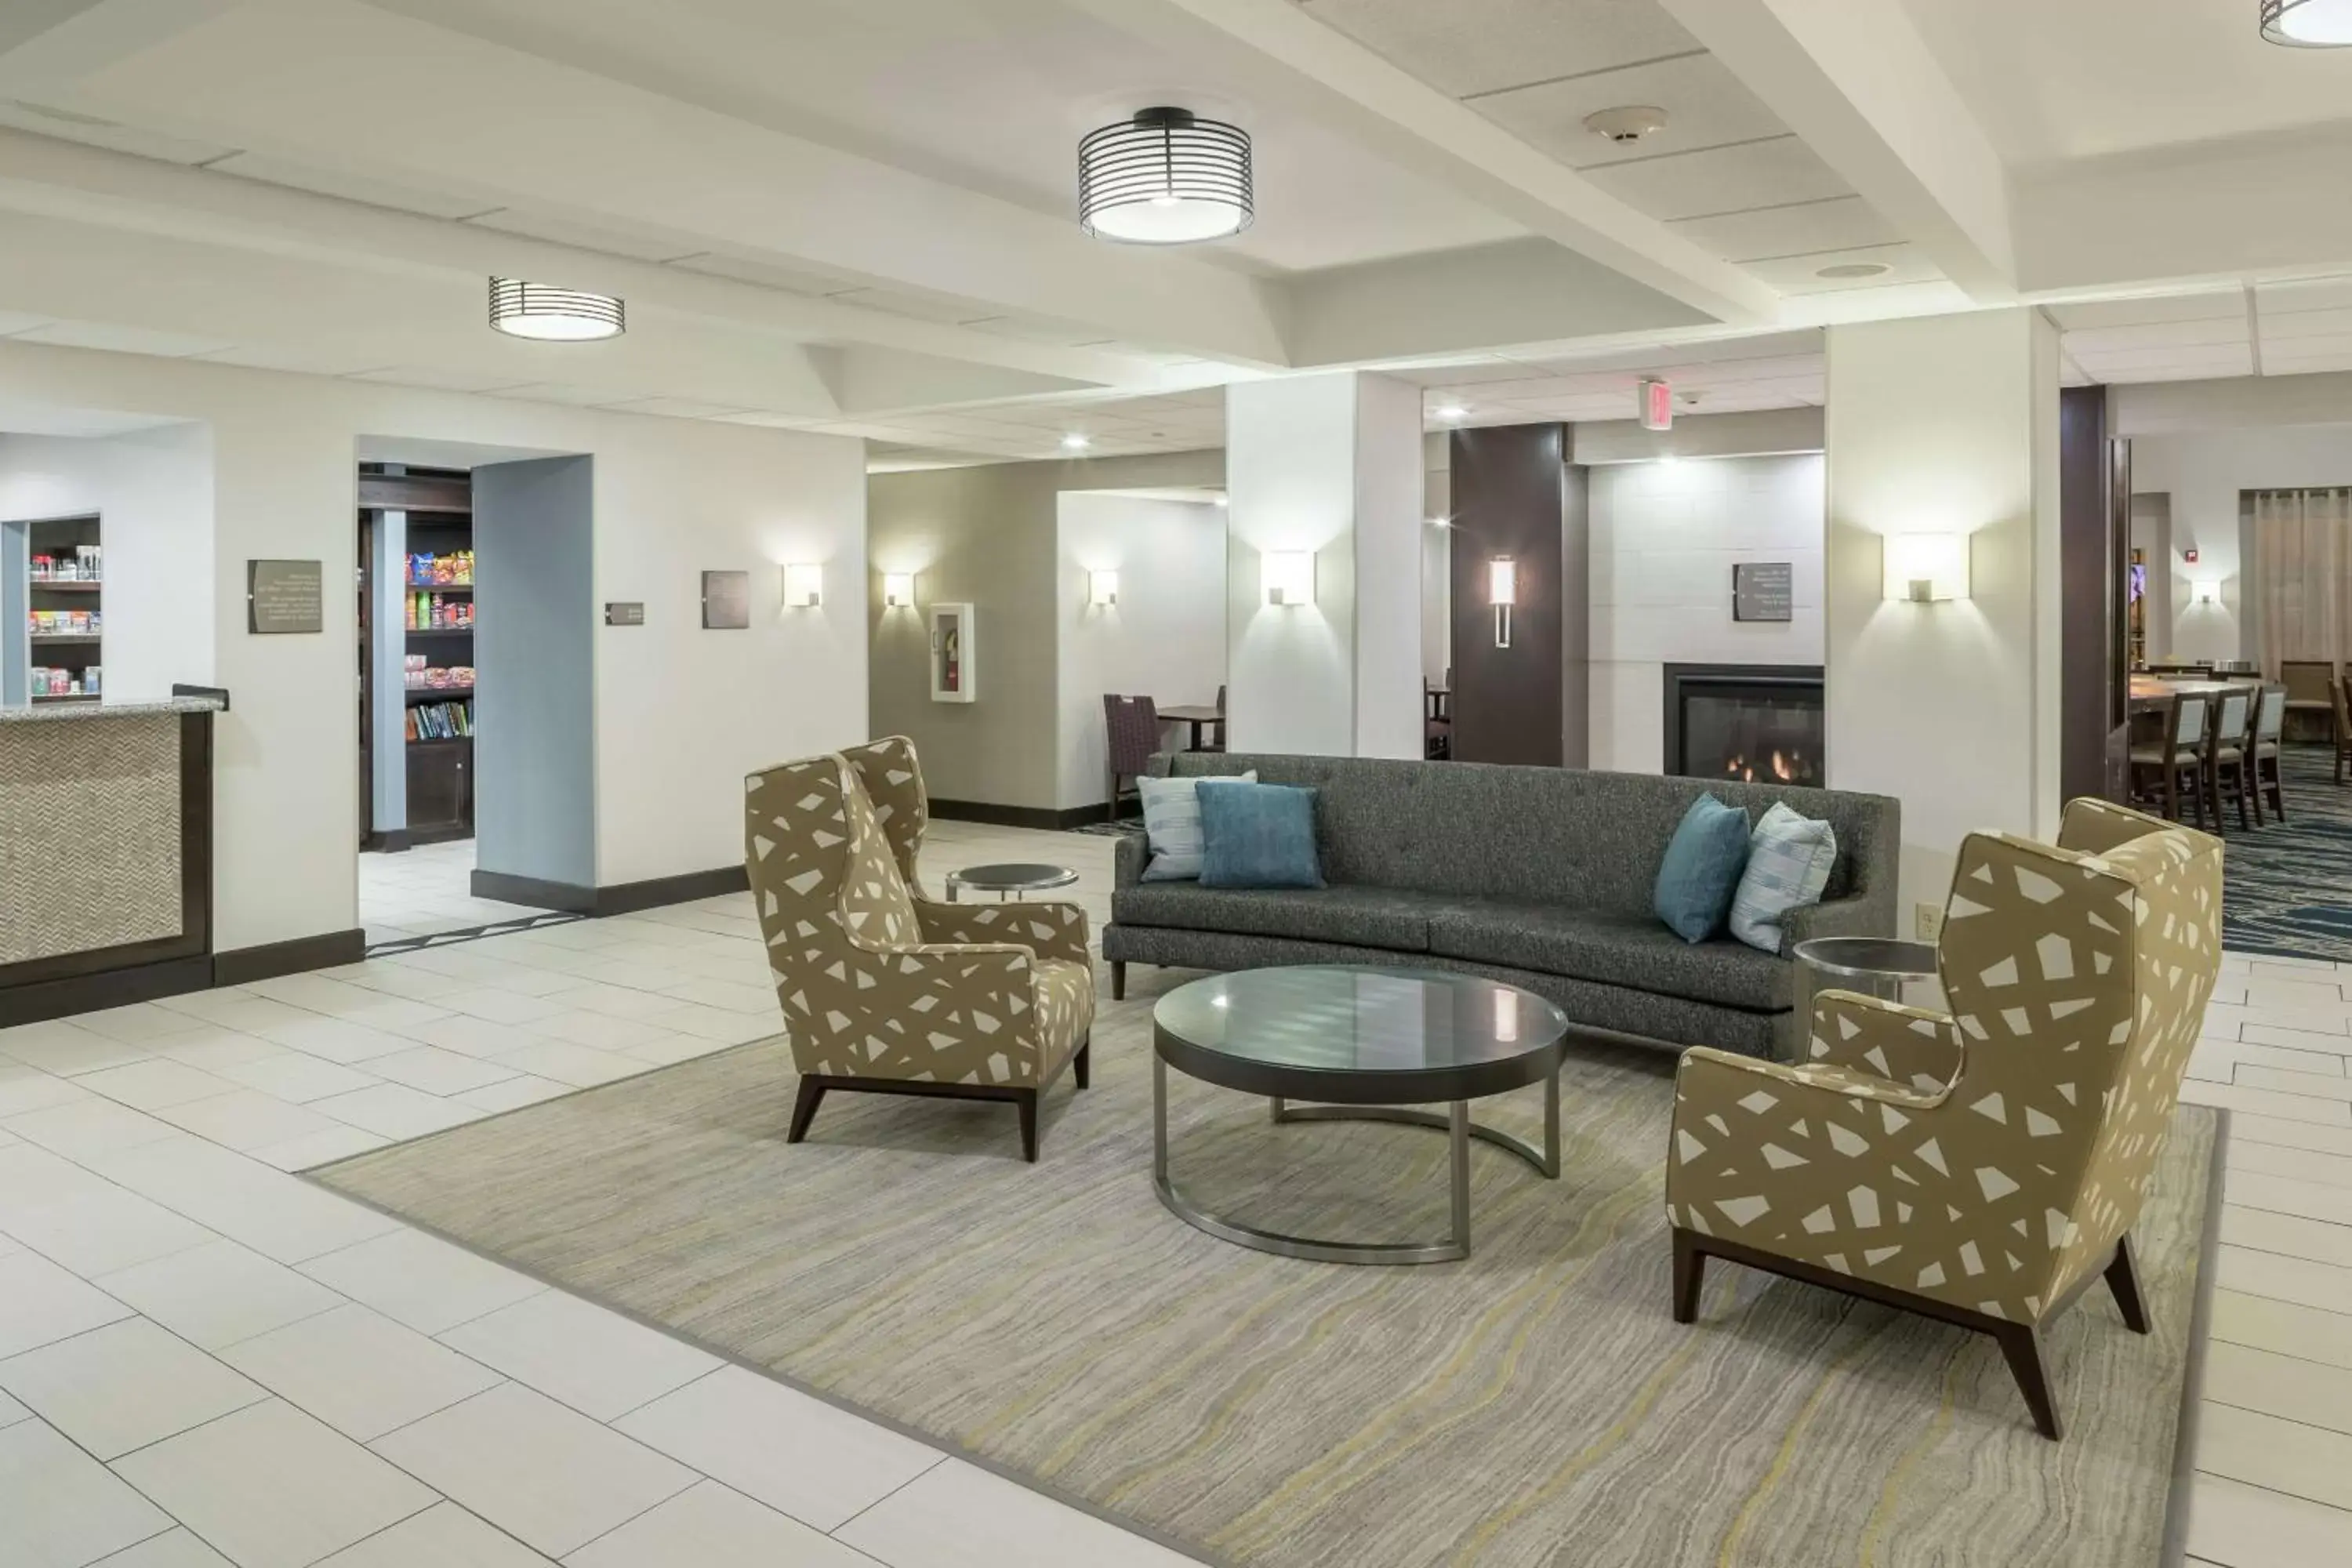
[1224, 372, 1424, 758]
[1824, 308, 2063, 927]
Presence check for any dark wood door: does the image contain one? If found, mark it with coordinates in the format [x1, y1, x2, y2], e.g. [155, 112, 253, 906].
[405, 740, 472, 838]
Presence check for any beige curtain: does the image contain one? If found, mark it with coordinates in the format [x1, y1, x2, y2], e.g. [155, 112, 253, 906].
[2254, 487, 2352, 675]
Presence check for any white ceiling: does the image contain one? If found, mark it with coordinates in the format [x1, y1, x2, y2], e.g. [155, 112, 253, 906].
[0, 0, 2350, 459]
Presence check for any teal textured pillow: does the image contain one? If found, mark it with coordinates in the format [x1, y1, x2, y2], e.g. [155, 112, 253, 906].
[1197, 781, 1324, 889]
[1654, 796, 1751, 943]
[1136, 771, 1258, 881]
[1730, 802, 1838, 954]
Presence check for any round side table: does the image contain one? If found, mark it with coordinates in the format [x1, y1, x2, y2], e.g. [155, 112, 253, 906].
[1791, 935, 1940, 1005]
[944, 862, 1080, 902]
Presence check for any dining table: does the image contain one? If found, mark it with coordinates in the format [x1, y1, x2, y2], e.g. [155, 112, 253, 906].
[1160, 703, 1224, 752]
[2126, 674, 2258, 712]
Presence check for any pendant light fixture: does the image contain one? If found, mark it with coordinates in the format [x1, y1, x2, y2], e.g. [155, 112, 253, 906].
[488, 277, 625, 341]
[1078, 107, 1253, 244]
[2263, 0, 2352, 45]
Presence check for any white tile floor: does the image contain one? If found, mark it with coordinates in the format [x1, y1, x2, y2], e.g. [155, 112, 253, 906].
[358, 841, 550, 949]
[0, 820, 2340, 1565]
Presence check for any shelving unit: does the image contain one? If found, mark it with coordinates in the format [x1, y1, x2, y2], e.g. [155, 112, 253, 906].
[358, 465, 476, 848]
[5, 514, 103, 707]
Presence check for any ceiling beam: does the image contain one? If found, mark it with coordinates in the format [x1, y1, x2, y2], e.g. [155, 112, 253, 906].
[1656, 0, 2016, 303]
[0, 0, 230, 94]
[1070, 0, 1779, 327]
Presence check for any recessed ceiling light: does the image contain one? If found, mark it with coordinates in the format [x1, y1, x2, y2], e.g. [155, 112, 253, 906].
[1583, 106, 1668, 144]
[2263, 0, 2352, 45]
[488, 277, 624, 341]
[1061, 433, 1091, 452]
[1434, 404, 1468, 421]
[1815, 261, 1893, 281]
[1078, 107, 1253, 244]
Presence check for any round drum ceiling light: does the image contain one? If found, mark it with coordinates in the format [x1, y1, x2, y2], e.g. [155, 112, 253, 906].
[488, 277, 625, 341]
[1078, 107, 1253, 245]
[2263, 0, 2352, 44]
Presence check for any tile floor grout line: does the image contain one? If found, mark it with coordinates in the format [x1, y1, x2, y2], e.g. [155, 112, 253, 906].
[2189, 1461, 2352, 1519]
[825, 1454, 954, 1541]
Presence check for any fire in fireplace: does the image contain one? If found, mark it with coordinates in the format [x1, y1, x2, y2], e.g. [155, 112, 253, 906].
[1661, 664, 1826, 788]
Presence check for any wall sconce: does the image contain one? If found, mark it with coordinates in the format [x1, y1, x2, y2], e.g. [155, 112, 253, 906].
[1489, 557, 1516, 648]
[884, 573, 914, 608]
[1088, 569, 1119, 608]
[784, 564, 823, 608]
[1882, 533, 1969, 603]
[1263, 551, 1315, 607]
[2196, 583, 2219, 606]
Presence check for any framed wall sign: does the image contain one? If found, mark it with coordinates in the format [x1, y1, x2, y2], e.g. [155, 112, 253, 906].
[247, 558, 325, 633]
[604, 601, 645, 626]
[700, 570, 750, 630]
[1732, 561, 1795, 623]
[928, 602, 975, 702]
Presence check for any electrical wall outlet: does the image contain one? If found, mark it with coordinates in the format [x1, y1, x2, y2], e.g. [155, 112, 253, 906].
[1915, 902, 1944, 942]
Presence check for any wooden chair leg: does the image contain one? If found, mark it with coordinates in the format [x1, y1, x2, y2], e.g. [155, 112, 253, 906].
[2234, 760, 2252, 831]
[1073, 1036, 1091, 1090]
[1016, 1090, 1040, 1163]
[1671, 1228, 1706, 1323]
[787, 1079, 827, 1144]
[2105, 1234, 2151, 1334]
[1110, 960, 1126, 1001]
[1993, 1320, 2063, 1441]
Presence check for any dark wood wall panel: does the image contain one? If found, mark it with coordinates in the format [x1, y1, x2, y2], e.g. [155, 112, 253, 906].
[1450, 424, 1566, 767]
[2058, 386, 2117, 804]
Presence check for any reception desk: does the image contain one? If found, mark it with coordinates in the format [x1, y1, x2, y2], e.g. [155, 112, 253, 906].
[0, 691, 224, 1025]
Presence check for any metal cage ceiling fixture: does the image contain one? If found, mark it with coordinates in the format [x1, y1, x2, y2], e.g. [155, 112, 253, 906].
[2263, 0, 2352, 45]
[488, 277, 625, 341]
[1077, 107, 1253, 245]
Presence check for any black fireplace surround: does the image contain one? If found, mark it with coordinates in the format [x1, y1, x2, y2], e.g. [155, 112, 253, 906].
[1663, 663, 1826, 789]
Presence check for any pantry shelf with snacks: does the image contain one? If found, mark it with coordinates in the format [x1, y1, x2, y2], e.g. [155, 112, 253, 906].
[358, 466, 477, 849]
[5, 514, 105, 708]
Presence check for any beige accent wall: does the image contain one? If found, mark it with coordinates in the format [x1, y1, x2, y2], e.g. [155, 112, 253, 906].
[868, 450, 1223, 812]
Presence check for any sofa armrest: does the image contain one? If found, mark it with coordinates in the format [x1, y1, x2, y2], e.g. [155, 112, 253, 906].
[1780, 893, 1889, 949]
[1806, 991, 1962, 1094]
[1112, 831, 1149, 891]
[913, 898, 1089, 966]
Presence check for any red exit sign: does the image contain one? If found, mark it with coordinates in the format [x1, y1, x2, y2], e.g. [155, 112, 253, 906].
[1639, 378, 1673, 431]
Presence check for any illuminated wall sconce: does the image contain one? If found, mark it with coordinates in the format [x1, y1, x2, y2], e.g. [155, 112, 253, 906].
[1489, 556, 1516, 648]
[1088, 569, 1119, 608]
[1882, 533, 1969, 603]
[2196, 583, 2219, 606]
[783, 564, 823, 608]
[1263, 550, 1315, 607]
[884, 572, 915, 608]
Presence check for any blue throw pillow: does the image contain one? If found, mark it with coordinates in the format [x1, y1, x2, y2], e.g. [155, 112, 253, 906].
[1197, 781, 1325, 889]
[1654, 796, 1751, 943]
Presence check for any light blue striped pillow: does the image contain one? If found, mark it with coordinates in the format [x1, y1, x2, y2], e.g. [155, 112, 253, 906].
[1729, 802, 1837, 954]
[1138, 771, 1257, 881]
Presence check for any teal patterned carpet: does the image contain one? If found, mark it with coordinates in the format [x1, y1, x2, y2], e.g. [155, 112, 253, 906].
[2221, 744, 2352, 961]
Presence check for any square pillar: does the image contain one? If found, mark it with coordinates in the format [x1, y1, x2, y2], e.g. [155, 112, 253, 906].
[1224, 372, 1424, 758]
[1826, 307, 2063, 926]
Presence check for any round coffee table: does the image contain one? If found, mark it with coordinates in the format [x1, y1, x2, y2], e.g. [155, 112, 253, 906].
[944, 862, 1079, 902]
[1152, 966, 1570, 1265]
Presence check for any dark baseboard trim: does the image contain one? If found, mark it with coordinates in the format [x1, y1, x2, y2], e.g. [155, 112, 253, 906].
[931, 798, 1130, 831]
[406, 825, 473, 849]
[0, 955, 214, 1029]
[213, 929, 367, 988]
[361, 829, 411, 854]
[472, 865, 750, 918]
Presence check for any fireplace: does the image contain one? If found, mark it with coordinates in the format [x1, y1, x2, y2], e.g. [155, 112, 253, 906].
[1662, 663, 1825, 787]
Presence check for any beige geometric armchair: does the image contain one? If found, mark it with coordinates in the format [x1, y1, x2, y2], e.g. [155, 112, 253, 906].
[743, 735, 1094, 1161]
[1665, 797, 2223, 1439]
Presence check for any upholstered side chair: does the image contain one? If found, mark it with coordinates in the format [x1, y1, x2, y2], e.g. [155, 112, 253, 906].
[1664, 797, 2223, 1439]
[743, 736, 1094, 1161]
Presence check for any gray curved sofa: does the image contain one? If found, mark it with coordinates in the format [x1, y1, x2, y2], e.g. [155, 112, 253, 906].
[1102, 753, 1900, 1058]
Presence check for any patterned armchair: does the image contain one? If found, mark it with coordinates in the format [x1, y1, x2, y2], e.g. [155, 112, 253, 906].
[1665, 798, 2223, 1439]
[743, 736, 1094, 1161]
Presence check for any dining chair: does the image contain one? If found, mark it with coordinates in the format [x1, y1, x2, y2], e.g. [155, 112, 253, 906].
[1201, 684, 1227, 753]
[2129, 693, 2209, 826]
[1103, 693, 1161, 822]
[2207, 688, 2254, 833]
[2251, 684, 2288, 825]
[2282, 659, 2336, 744]
[2332, 678, 2352, 786]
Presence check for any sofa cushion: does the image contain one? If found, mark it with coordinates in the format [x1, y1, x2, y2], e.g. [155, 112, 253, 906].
[1111, 882, 1434, 953]
[1198, 780, 1325, 889]
[1426, 902, 1791, 1011]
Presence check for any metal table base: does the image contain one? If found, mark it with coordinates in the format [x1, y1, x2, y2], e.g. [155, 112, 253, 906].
[1150, 1055, 1561, 1265]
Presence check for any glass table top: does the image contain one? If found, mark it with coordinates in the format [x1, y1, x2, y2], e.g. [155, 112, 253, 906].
[1791, 936, 1940, 980]
[946, 862, 1080, 890]
[1154, 966, 1568, 1077]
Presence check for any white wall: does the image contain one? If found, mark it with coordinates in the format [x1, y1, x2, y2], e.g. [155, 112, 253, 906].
[2128, 423, 2352, 667]
[2129, 492, 2172, 661]
[1422, 432, 1451, 684]
[1054, 492, 1227, 811]
[0, 339, 866, 953]
[1824, 308, 2062, 919]
[1587, 454, 1825, 773]
[0, 423, 216, 702]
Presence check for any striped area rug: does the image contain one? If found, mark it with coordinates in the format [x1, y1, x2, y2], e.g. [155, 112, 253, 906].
[318, 973, 2214, 1568]
[2220, 744, 2352, 961]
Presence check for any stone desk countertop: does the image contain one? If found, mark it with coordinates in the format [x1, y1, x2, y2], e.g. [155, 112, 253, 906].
[0, 695, 227, 724]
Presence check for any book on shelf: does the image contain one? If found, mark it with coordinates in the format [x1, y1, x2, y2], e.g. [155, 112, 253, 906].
[405, 699, 473, 742]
